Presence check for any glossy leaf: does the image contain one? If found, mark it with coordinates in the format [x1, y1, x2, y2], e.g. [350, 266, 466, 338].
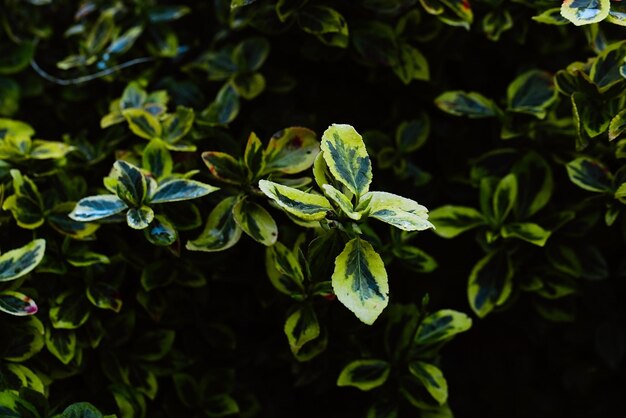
[321, 124, 372, 197]
[266, 241, 306, 297]
[150, 179, 218, 204]
[45, 329, 76, 365]
[2, 170, 45, 229]
[284, 305, 320, 355]
[501, 222, 551, 247]
[187, 197, 242, 252]
[200, 84, 240, 126]
[360, 191, 433, 231]
[609, 109, 626, 141]
[492, 174, 517, 224]
[143, 139, 173, 179]
[415, 309, 472, 345]
[202, 151, 246, 184]
[243, 132, 265, 176]
[49, 291, 91, 330]
[408, 361, 448, 405]
[0, 291, 38, 316]
[428, 206, 484, 238]
[322, 184, 360, 220]
[391, 43, 430, 84]
[127, 206, 155, 229]
[298, 5, 349, 48]
[332, 237, 389, 325]
[144, 216, 178, 246]
[123, 108, 162, 140]
[110, 160, 149, 206]
[57, 402, 104, 418]
[232, 198, 277, 246]
[435, 91, 499, 118]
[395, 115, 430, 153]
[560, 0, 610, 26]
[0, 239, 45, 283]
[4, 316, 45, 361]
[264, 127, 319, 174]
[337, 359, 391, 391]
[162, 106, 194, 144]
[259, 180, 332, 221]
[69, 195, 128, 222]
[468, 251, 513, 318]
[507, 70, 557, 119]
[87, 282, 123, 313]
[566, 157, 613, 192]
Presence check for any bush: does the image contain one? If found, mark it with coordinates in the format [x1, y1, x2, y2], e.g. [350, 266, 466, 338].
[1, 1, 626, 417]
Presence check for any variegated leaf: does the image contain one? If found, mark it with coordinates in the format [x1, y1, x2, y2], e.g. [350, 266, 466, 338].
[233, 198, 278, 246]
[244, 132, 265, 176]
[337, 359, 391, 391]
[162, 106, 194, 144]
[0, 291, 38, 316]
[149, 179, 218, 204]
[259, 180, 332, 221]
[321, 124, 372, 196]
[322, 184, 360, 220]
[0, 239, 46, 282]
[110, 160, 149, 206]
[186, 197, 242, 252]
[202, 151, 246, 184]
[560, 0, 610, 26]
[284, 305, 320, 355]
[360, 191, 433, 231]
[428, 205, 485, 238]
[127, 206, 154, 229]
[123, 108, 162, 140]
[332, 237, 389, 325]
[408, 361, 448, 405]
[263, 127, 319, 174]
[69, 195, 128, 222]
[143, 139, 173, 179]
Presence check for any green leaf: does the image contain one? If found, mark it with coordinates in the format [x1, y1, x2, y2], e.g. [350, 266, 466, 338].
[263, 127, 319, 174]
[590, 41, 626, 91]
[110, 160, 149, 206]
[468, 251, 513, 318]
[482, 9, 513, 41]
[4, 316, 45, 361]
[49, 291, 91, 330]
[86, 12, 114, 54]
[337, 359, 391, 391]
[45, 329, 77, 365]
[202, 151, 246, 184]
[127, 206, 154, 230]
[428, 206, 485, 238]
[439, 0, 473, 25]
[360, 191, 433, 231]
[259, 180, 332, 221]
[199, 84, 240, 126]
[0, 239, 45, 283]
[322, 184, 360, 220]
[3, 363, 44, 393]
[107, 25, 143, 55]
[2, 170, 45, 229]
[298, 5, 349, 48]
[58, 402, 104, 418]
[0, 42, 35, 75]
[123, 108, 162, 140]
[187, 197, 242, 252]
[609, 109, 626, 141]
[0, 390, 40, 417]
[69, 195, 128, 222]
[533, 8, 570, 25]
[204, 394, 240, 417]
[321, 124, 372, 197]
[243, 132, 265, 176]
[566, 157, 613, 192]
[332, 237, 389, 325]
[231, 73, 266, 100]
[131, 329, 175, 361]
[391, 43, 429, 84]
[284, 305, 320, 355]
[501, 222, 551, 246]
[512, 151, 554, 218]
[144, 216, 178, 246]
[415, 309, 472, 345]
[547, 244, 608, 280]
[434, 91, 499, 118]
[266, 241, 306, 297]
[148, 5, 190, 22]
[492, 174, 517, 224]
[560, 0, 610, 25]
[0, 77, 20, 117]
[110, 385, 146, 418]
[393, 245, 438, 273]
[87, 282, 123, 312]
[29, 140, 74, 160]
[0, 291, 37, 316]
[162, 106, 194, 144]
[232, 37, 270, 71]
[608, 2, 626, 25]
[150, 179, 218, 204]
[408, 361, 448, 405]
[506, 70, 557, 119]
[395, 115, 430, 153]
[143, 139, 173, 179]
[232, 198, 278, 246]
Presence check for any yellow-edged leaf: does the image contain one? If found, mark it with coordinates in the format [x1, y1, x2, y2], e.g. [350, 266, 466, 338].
[321, 124, 372, 197]
[359, 191, 433, 231]
[259, 180, 332, 221]
[332, 237, 389, 325]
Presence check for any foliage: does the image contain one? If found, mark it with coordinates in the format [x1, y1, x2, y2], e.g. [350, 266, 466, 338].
[1, 0, 626, 417]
